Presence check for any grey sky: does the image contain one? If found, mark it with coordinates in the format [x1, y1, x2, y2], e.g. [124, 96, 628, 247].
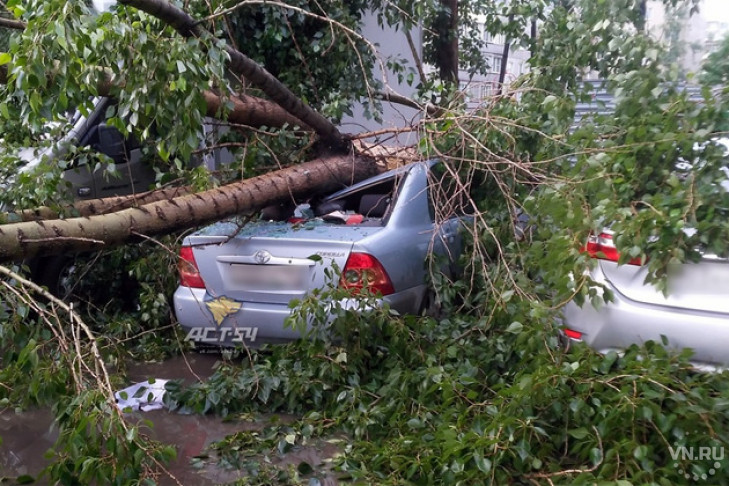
[703, 0, 729, 21]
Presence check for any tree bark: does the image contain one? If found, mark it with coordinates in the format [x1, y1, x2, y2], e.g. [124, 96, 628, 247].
[435, 0, 459, 85]
[118, 0, 348, 150]
[497, 14, 514, 96]
[202, 90, 308, 130]
[0, 17, 25, 30]
[0, 155, 382, 261]
[0, 186, 194, 224]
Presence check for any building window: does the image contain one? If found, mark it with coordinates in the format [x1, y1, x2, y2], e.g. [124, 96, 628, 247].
[481, 83, 494, 98]
[484, 32, 506, 46]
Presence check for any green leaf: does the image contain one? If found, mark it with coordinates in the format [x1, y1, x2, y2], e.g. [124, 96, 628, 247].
[474, 453, 492, 473]
[506, 322, 523, 333]
[568, 427, 589, 439]
[590, 447, 603, 465]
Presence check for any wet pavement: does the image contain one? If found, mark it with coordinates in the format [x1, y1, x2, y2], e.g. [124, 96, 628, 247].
[0, 353, 340, 485]
[0, 408, 57, 481]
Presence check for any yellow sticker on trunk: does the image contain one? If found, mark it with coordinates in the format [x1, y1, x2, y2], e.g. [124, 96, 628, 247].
[205, 297, 243, 326]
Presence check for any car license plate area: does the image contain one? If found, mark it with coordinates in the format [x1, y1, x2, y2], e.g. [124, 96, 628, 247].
[226, 264, 307, 291]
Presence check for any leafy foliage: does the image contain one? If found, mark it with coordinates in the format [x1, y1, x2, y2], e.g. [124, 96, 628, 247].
[0, 27, 9, 52]
[0, 261, 179, 483]
[2, 0, 228, 167]
[225, 0, 375, 121]
[162, 285, 729, 484]
[701, 33, 729, 86]
[2, 0, 729, 484]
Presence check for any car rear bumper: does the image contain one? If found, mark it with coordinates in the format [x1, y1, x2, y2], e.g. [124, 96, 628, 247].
[173, 284, 426, 347]
[174, 286, 303, 347]
[563, 268, 729, 368]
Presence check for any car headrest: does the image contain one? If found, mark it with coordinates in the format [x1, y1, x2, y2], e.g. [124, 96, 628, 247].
[314, 200, 345, 217]
[358, 194, 390, 218]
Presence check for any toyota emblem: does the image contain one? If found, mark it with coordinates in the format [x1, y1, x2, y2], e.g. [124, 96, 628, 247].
[254, 250, 272, 264]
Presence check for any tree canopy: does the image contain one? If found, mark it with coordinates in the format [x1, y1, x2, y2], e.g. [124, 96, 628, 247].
[1, 0, 729, 484]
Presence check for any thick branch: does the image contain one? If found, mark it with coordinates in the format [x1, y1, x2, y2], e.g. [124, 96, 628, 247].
[497, 14, 515, 96]
[118, 0, 347, 150]
[436, 0, 459, 84]
[377, 92, 444, 118]
[0, 155, 382, 260]
[202, 90, 307, 130]
[0, 17, 24, 30]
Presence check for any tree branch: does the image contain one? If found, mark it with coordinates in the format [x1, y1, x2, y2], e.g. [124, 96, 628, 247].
[404, 29, 427, 86]
[0, 186, 195, 224]
[118, 0, 348, 150]
[0, 16, 24, 30]
[377, 91, 443, 118]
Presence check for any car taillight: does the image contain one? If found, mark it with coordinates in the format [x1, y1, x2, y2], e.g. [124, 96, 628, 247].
[564, 328, 583, 340]
[583, 232, 644, 266]
[178, 246, 205, 288]
[340, 252, 395, 296]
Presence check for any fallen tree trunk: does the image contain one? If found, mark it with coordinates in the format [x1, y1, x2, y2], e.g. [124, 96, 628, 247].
[0, 186, 194, 224]
[0, 154, 382, 260]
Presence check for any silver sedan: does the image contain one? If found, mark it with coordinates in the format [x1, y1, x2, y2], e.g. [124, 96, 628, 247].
[563, 230, 729, 370]
[173, 161, 466, 347]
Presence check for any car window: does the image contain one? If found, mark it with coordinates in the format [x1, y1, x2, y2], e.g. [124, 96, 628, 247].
[76, 101, 140, 164]
[259, 171, 405, 225]
[322, 177, 399, 214]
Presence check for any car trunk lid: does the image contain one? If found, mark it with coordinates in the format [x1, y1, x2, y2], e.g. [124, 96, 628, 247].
[185, 220, 384, 304]
[601, 256, 729, 315]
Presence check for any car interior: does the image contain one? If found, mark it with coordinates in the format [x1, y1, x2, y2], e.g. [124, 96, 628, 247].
[261, 174, 402, 225]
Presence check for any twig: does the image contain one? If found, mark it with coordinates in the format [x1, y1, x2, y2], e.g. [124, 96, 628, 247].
[524, 425, 604, 480]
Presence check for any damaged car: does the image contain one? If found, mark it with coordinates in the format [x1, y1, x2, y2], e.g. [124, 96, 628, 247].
[173, 161, 469, 346]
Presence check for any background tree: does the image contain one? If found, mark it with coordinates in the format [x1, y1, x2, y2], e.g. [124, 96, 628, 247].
[225, 0, 375, 121]
[702, 33, 729, 85]
[0, 24, 9, 51]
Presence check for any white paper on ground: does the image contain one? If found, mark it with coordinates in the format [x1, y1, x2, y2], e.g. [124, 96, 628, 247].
[115, 379, 169, 412]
